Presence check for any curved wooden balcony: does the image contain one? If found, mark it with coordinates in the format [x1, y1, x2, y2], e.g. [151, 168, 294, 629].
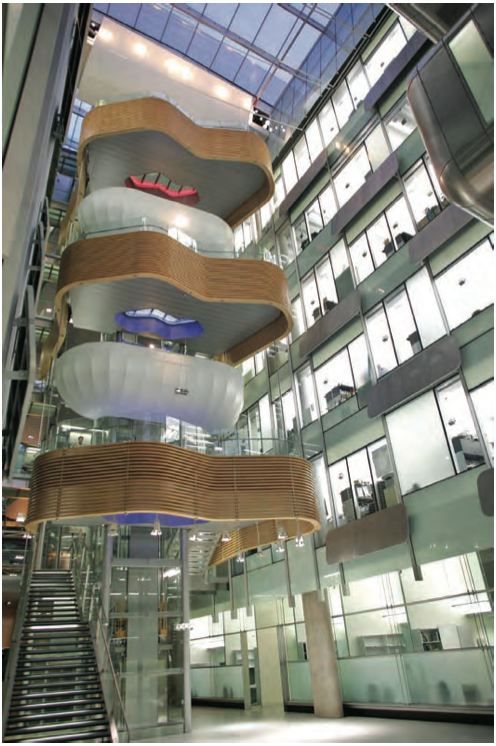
[26, 442, 320, 567]
[52, 230, 292, 366]
[79, 97, 274, 228]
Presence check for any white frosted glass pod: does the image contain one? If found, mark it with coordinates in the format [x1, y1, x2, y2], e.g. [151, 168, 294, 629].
[76, 187, 234, 256]
[55, 342, 243, 431]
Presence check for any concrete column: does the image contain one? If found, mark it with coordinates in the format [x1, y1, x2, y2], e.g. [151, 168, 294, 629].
[256, 626, 284, 712]
[302, 590, 343, 718]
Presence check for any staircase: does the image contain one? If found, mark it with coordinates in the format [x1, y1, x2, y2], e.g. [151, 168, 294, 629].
[4, 570, 112, 743]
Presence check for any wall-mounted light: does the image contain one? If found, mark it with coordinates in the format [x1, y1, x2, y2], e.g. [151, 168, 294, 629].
[221, 532, 231, 543]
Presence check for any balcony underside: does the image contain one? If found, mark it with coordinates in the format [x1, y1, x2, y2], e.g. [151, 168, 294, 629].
[54, 231, 292, 365]
[79, 97, 274, 228]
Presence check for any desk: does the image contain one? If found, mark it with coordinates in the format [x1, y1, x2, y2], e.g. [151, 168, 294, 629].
[325, 384, 355, 411]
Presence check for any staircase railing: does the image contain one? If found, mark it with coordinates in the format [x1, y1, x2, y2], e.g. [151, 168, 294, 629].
[1, 536, 35, 738]
[71, 536, 131, 743]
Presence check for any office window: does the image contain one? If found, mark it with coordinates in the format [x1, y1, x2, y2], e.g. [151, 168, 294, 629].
[331, 239, 353, 300]
[329, 438, 397, 525]
[364, 125, 390, 171]
[259, 198, 273, 229]
[293, 213, 309, 254]
[404, 161, 442, 228]
[305, 118, 324, 161]
[436, 378, 484, 474]
[318, 99, 339, 146]
[405, 268, 446, 347]
[332, 79, 354, 128]
[318, 183, 337, 225]
[364, 22, 409, 87]
[240, 357, 256, 383]
[435, 239, 494, 329]
[386, 391, 455, 494]
[385, 97, 417, 150]
[259, 395, 273, 452]
[282, 152, 298, 193]
[273, 390, 297, 443]
[350, 233, 374, 284]
[367, 214, 393, 268]
[301, 273, 320, 327]
[384, 288, 418, 365]
[295, 364, 318, 427]
[349, 334, 372, 408]
[294, 136, 311, 178]
[347, 61, 369, 106]
[334, 146, 371, 203]
[330, 459, 354, 525]
[366, 269, 445, 377]
[274, 175, 285, 208]
[471, 381, 494, 464]
[291, 297, 305, 340]
[234, 226, 244, 254]
[307, 201, 325, 240]
[315, 348, 355, 415]
[277, 224, 295, 267]
[312, 456, 333, 520]
[315, 256, 338, 310]
[365, 305, 397, 377]
[385, 197, 416, 250]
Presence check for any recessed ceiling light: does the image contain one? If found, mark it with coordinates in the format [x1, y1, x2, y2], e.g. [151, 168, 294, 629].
[215, 86, 229, 100]
[134, 43, 147, 57]
[99, 28, 112, 41]
[174, 214, 188, 228]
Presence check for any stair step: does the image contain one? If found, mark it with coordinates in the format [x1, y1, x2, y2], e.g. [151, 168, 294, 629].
[5, 718, 109, 735]
[11, 689, 104, 703]
[4, 726, 112, 742]
[13, 680, 101, 692]
[7, 708, 107, 725]
[9, 697, 105, 711]
[14, 672, 99, 684]
[18, 652, 94, 662]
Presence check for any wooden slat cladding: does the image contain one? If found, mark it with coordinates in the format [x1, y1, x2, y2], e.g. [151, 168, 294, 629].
[55, 231, 292, 365]
[26, 442, 321, 560]
[79, 97, 274, 227]
[209, 519, 304, 567]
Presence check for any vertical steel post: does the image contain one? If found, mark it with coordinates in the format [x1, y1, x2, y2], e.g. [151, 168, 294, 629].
[181, 529, 192, 733]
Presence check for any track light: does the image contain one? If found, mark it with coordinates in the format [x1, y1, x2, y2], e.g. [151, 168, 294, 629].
[189, 532, 198, 542]
[277, 526, 287, 540]
[221, 532, 231, 543]
[151, 518, 162, 536]
[275, 539, 285, 553]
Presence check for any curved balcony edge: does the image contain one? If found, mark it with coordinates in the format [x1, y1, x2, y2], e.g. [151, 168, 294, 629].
[26, 442, 321, 545]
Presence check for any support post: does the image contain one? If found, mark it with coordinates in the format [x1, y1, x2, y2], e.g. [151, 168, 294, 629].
[101, 527, 113, 620]
[33, 521, 46, 570]
[181, 529, 192, 733]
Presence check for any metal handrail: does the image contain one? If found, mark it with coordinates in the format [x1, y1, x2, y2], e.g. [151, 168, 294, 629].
[71, 539, 131, 743]
[92, 599, 131, 743]
[2, 537, 35, 737]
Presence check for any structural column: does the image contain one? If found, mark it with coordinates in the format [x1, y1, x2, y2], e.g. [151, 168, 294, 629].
[181, 529, 192, 733]
[302, 590, 343, 718]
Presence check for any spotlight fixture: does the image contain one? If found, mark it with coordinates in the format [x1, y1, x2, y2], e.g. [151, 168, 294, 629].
[23, 532, 32, 540]
[251, 106, 270, 130]
[295, 534, 305, 549]
[221, 532, 231, 543]
[236, 551, 245, 563]
[108, 522, 118, 537]
[151, 518, 162, 536]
